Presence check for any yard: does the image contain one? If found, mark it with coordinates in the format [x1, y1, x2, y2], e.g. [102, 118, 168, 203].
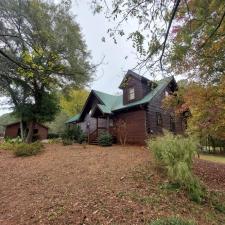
[0, 144, 225, 225]
[199, 154, 225, 164]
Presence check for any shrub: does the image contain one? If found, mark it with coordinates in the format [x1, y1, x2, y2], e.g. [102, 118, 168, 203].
[48, 138, 62, 144]
[147, 131, 205, 203]
[4, 136, 23, 144]
[62, 139, 73, 146]
[13, 142, 43, 157]
[149, 217, 196, 225]
[61, 125, 84, 143]
[48, 133, 60, 139]
[0, 142, 15, 151]
[78, 133, 87, 144]
[98, 132, 112, 146]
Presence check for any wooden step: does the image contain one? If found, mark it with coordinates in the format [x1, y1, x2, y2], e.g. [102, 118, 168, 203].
[89, 139, 98, 145]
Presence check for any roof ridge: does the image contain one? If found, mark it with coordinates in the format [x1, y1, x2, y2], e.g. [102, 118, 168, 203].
[93, 89, 121, 97]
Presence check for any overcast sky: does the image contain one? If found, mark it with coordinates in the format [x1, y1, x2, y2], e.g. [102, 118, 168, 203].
[0, 0, 163, 116]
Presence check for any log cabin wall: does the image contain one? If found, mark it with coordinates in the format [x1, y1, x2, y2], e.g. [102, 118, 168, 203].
[5, 122, 48, 140]
[114, 109, 146, 145]
[146, 85, 184, 136]
[122, 76, 151, 105]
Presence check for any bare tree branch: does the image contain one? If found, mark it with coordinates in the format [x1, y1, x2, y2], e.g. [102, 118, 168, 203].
[200, 9, 225, 48]
[159, 0, 181, 69]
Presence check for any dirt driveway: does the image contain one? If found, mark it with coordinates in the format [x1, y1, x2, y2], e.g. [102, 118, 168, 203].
[0, 144, 225, 225]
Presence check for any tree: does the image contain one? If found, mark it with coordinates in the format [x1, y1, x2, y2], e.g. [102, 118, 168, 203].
[60, 89, 89, 116]
[169, 0, 225, 83]
[115, 119, 127, 145]
[163, 78, 225, 140]
[0, 0, 94, 142]
[91, 0, 225, 80]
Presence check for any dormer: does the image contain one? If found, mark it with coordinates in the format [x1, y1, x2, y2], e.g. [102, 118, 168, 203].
[119, 70, 157, 105]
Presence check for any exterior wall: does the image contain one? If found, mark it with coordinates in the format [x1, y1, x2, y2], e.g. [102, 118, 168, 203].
[5, 122, 48, 140]
[122, 76, 151, 105]
[146, 85, 184, 136]
[5, 123, 20, 138]
[32, 123, 48, 140]
[114, 109, 146, 145]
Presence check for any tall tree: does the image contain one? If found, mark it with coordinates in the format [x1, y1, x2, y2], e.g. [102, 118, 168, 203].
[60, 89, 89, 116]
[0, 0, 94, 142]
[91, 0, 225, 80]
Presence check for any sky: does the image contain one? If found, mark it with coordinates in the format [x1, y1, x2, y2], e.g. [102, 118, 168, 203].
[0, 0, 162, 116]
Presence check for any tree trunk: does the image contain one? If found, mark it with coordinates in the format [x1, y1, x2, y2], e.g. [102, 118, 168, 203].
[25, 121, 35, 143]
[20, 120, 24, 140]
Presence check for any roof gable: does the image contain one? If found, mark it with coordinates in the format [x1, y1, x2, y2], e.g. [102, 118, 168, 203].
[119, 70, 150, 89]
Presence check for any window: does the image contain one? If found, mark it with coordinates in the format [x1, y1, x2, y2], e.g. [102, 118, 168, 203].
[156, 112, 162, 126]
[128, 87, 135, 100]
[33, 129, 38, 134]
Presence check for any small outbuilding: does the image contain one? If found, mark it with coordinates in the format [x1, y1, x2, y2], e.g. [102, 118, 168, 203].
[4, 122, 48, 140]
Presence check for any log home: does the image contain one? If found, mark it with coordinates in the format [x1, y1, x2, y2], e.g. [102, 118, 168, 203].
[66, 70, 186, 145]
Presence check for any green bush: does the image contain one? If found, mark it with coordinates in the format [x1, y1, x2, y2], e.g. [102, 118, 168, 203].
[147, 131, 205, 203]
[149, 217, 196, 225]
[98, 132, 112, 146]
[13, 142, 43, 157]
[48, 133, 60, 139]
[62, 139, 73, 146]
[4, 136, 23, 144]
[78, 133, 87, 144]
[61, 125, 84, 143]
[0, 142, 15, 151]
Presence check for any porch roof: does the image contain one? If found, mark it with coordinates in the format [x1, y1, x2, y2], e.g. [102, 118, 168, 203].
[65, 113, 80, 124]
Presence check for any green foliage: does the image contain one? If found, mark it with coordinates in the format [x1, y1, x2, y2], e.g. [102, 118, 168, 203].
[148, 131, 205, 203]
[0, 113, 18, 133]
[149, 217, 196, 225]
[0, 141, 43, 156]
[0, 0, 93, 142]
[48, 133, 60, 139]
[60, 89, 89, 116]
[210, 191, 225, 213]
[61, 125, 86, 145]
[98, 132, 113, 147]
[77, 133, 87, 144]
[4, 136, 23, 144]
[62, 139, 73, 146]
[13, 142, 43, 157]
[46, 111, 69, 135]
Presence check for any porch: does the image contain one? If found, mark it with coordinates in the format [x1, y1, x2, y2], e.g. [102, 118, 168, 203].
[87, 104, 115, 145]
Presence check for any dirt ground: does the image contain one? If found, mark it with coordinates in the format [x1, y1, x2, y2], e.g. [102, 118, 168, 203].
[0, 144, 225, 225]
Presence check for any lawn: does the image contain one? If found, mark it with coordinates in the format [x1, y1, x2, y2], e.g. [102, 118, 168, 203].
[199, 154, 225, 164]
[0, 144, 225, 225]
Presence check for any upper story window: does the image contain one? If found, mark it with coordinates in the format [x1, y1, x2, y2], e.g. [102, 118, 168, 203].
[128, 87, 135, 100]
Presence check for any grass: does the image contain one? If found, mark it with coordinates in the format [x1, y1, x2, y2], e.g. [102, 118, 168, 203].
[200, 154, 225, 164]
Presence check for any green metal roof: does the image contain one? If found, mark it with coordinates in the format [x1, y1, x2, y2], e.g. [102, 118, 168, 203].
[66, 76, 173, 123]
[65, 113, 80, 123]
[96, 104, 112, 114]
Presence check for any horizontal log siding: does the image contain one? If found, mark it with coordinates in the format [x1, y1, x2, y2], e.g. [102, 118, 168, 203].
[115, 109, 146, 145]
[146, 87, 184, 135]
